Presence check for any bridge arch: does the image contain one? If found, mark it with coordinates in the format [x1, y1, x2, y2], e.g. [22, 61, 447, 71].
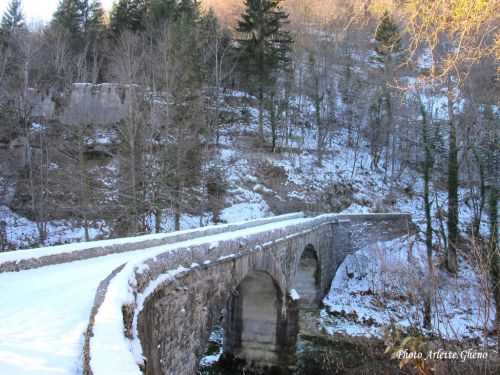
[136, 254, 298, 375]
[292, 244, 321, 309]
[222, 270, 284, 365]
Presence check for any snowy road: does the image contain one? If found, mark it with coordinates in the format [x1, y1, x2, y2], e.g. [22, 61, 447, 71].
[0, 251, 140, 374]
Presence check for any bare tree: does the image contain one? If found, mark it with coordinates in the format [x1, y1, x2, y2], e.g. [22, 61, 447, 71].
[108, 31, 147, 236]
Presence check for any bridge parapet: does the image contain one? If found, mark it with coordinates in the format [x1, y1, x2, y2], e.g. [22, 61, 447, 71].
[0, 213, 304, 273]
[86, 212, 412, 375]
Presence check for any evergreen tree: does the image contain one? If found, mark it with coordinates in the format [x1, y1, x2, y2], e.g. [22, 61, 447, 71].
[1, 0, 25, 34]
[147, 0, 177, 26]
[373, 10, 401, 181]
[84, 1, 104, 35]
[110, 0, 148, 34]
[51, 0, 104, 47]
[146, 0, 199, 30]
[52, 0, 81, 39]
[375, 10, 401, 64]
[235, 0, 293, 140]
[0, 0, 25, 47]
[176, 0, 198, 21]
[162, 15, 206, 230]
[50, 0, 104, 83]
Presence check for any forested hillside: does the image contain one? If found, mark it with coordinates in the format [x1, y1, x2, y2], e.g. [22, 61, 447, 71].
[0, 0, 498, 372]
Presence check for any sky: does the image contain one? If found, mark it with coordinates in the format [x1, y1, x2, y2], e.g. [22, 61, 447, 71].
[0, 0, 115, 24]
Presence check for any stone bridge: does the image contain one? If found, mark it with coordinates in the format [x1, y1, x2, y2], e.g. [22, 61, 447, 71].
[86, 213, 411, 375]
[0, 212, 412, 375]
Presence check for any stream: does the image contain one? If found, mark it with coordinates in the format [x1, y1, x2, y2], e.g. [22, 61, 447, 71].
[196, 309, 394, 375]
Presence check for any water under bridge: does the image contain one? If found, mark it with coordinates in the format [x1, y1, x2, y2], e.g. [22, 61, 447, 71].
[0, 212, 411, 375]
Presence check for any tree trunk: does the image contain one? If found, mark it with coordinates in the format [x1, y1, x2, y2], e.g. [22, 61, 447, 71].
[155, 207, 162, 233]
[421, 101, 433, 329]
[383, 88, 392, 183]
[446, 86, 459, 274]
[315, 95, 323, 166]
[174, 204, 181, 231]
[487, 186, 499, 349]
[270, 92, 277, 153]
[258, 88, 264, 142]
[472, 149, 485, 236]
[78, 121, 90, 242]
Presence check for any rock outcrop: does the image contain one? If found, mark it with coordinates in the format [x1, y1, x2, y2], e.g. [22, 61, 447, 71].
[29, 83, 143, 126]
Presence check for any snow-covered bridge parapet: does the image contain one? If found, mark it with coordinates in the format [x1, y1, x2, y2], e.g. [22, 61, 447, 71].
[86, 213, 412, 375]
[0, 213, 305, 273]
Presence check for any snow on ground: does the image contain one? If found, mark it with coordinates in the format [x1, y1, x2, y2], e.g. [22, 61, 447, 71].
[3, 87, 491, 252]
[0, 86, 495, 373]
[0, 205, 110, 250]
[220, 202, 270, 222]
[198, 325, 223, 367]
[219, 147, 272, 221]
[320, 236, 495, 345]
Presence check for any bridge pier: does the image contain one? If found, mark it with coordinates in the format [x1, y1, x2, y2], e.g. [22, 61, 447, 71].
[222, 271, 299, 370]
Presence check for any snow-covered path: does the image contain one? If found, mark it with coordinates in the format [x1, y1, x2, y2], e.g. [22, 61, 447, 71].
[0, 251, 139, 374]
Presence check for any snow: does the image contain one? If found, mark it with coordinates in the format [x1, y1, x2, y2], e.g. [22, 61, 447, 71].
[220, 202, 271, 222]
[218, 254, 236, 261]
[90, 129, 114, 145]
[320, 236, 495, 345]
[199, 353, 221, 366]
[225, 89, 256, 100]
[198, 326, 223, 367]
[0, 205, 110, 252]
[289, 289, 300, 300]
[31, 122, 47, 131]
[129, 266, 190, 366]
[1, 73, 495, 374]
[417, 48, 434, 70]
[0, 251, 142, 374]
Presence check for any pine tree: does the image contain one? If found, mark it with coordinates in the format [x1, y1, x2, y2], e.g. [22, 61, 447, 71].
[146, 0, 199, 30]
[0, 0, 25, 47]
[84, 1, 104, 35]
[51, 0, 104, 47]
[1, 0, 25, 33]
[235, 0, 293, 141]
[375, 10, 401, 64]
[147, 0, 177, 26]
[0, 0, 28, 96]
[373, 10, 401, 181]
[176, 0, 198, 21]
[110, 0, 148, 34]
[52, 0, 81, 39]
[50, 0, 104, 83]
[162, 15, 206, 230]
